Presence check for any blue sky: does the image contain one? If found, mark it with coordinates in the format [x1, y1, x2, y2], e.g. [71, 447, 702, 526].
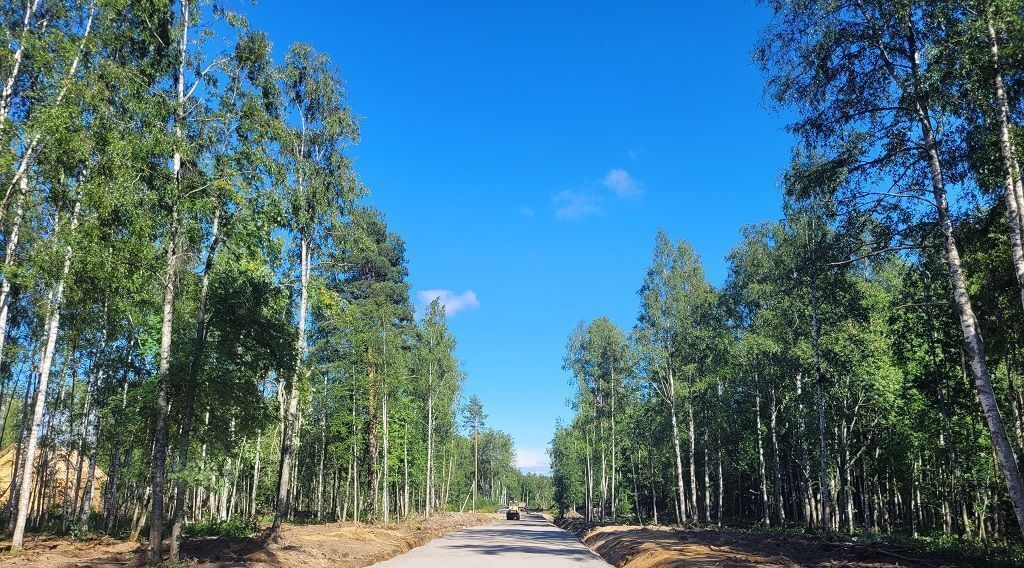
[247, 1, 792, 473]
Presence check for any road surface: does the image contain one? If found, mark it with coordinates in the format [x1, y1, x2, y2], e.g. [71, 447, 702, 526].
[370, 513, 612, 567]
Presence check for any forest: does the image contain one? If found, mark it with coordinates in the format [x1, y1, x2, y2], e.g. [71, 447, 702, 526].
[0, 0, 548, 564]
[549, 0, 1024, 556]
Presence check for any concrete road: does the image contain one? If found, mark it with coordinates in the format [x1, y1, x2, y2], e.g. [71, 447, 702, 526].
[370, 513, 612, 567]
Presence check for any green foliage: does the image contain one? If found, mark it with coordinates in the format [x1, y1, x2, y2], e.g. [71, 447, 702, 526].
[182, 517, 258, 538]
[0, 0, 533, 545]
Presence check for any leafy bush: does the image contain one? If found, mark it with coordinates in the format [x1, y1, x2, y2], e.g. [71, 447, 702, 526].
[182, 516, 258, 538]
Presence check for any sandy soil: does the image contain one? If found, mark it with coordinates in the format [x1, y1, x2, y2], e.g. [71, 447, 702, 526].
[556, 518, 984, 568]
[0, 512, 499, 567]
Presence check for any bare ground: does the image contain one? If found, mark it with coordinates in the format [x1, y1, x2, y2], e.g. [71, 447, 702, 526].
[555, 518, 992, 568]
[0, 512, 499, 568]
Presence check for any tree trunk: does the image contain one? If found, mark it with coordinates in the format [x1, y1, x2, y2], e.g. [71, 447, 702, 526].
[169, 207, 221, 559]
[717, 443, 723, 527]
[702, 426, 710, 524]
[910, 67, 1024, 540]
[473, 427, 478, 512]
[986, 13, 1024, 312]
[610, 371, 617, 520]
[769, 384, 785, 525]
[687, 392, 698, 522]
[11, 198, 79, 550]
[272, 235, 309, 537]
[316, 372, 327, 520]
[0, 0, 40, 123]
[251, 432, 261, 520]
[810, 276, 832, 532]
[425, 370, 434, 517]
[148, 202, 178, 561]
[149, 0, 191, 555]
[666, 366, 687, 524]
[0, 183, 25, 372]
[755, 390, 770, 526]
[79, 416, 100, 528]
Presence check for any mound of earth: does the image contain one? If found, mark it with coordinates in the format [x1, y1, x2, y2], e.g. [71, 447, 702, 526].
[556, 518, 988, 568]
[0, 512, 498, 567]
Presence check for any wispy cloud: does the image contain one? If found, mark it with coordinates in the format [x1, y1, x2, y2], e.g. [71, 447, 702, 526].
[416, 289, 480, 317]
[603, 167, 644, 198]
[552, 190, 602, 221]
[516, 448, 551, 474]
[518, 206, 535, 217]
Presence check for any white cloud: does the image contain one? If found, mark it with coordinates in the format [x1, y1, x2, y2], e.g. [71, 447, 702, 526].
[416, 289, 480, 316]
[518, 206, 535, 217]
[603, 167, 644, 198]
[552, 190, 602, 220]
[516, 448, 551, 474]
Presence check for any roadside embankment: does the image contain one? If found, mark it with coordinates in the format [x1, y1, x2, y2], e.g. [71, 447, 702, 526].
[0, 512, 499, 568]
[555, 517, 995, 568]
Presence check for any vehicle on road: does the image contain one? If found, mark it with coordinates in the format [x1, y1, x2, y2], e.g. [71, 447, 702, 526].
[506, 504, 520, 520]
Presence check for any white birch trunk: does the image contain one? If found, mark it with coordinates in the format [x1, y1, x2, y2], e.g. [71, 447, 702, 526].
[0, 181, 26, 369]
[755, 390, 769, 526]
[667, 366, 687, 524]
[11, 198, 80, 549]
[272, 235, 308, 536]
[986, 13, 1024, 312]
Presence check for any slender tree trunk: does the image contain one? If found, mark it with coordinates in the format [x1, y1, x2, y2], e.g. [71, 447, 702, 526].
[862, 16, 1024, 539]
[810, 276, 832, 532]
[584, 432, 593, 521]
[272, 235, 309, 538]
[986, 13, 1024, 312]
[795, 372, 813, 529]
[169, 208, 221, 559]
[403, 436, 409, 518]
[769, 384, 785, 525]
[477, 429, 481, 513]
[755, 390, 770, 526]
[702, 422, 710, 524]
[610, 371, 617, 520]
[648, 440, 658, 525]
[0, 0, 40, 123]
[0, 0, 93, 217]
[9, 378, 34, 526]
[78, 334, 106, 531]
[686, 390, 698, 522]
[0, 183, 25, 371]
[666, 367, 687, 524]
[425, 370, 434, 517]
[11, 199, 79, 550]
[79, 417, 100, 529]
[632, 450, 642, 524]
[912, 79, 1024, 541]
[148, 202, 178, 561]
[148, 0, 190, 556]
[104, 368, 131, 533]
[382, 381, 389, 523]
[717, 442, 723, 527]
[316, 372, 327, 520]
[248, 431, 261, 519]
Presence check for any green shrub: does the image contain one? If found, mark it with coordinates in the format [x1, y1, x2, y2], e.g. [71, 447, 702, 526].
[182, 516, 257, 538]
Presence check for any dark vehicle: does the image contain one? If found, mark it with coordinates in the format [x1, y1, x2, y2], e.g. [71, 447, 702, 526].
[506, 504, 520, 521]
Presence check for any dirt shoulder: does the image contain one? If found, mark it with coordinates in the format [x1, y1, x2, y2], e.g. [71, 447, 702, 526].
[0, 512, 499, 568]
[555, 518, 995, 568]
